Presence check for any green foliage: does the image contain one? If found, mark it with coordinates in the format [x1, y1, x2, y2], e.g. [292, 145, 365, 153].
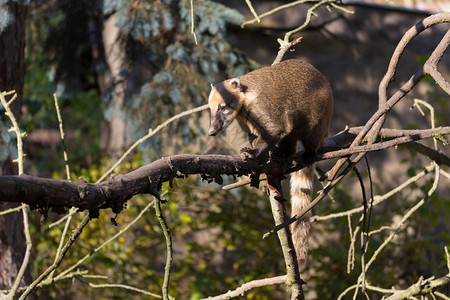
[30, 158, 287, 299]
[29, 156, 449, 299]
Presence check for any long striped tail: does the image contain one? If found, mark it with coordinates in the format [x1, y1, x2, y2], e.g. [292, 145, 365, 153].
[290, 165, 314, 270]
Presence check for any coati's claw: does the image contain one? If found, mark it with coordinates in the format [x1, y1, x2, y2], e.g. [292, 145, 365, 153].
[240, 147, 256, 161]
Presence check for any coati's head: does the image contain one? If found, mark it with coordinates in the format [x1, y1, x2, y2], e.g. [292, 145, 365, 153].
[208, 78, 246, 136]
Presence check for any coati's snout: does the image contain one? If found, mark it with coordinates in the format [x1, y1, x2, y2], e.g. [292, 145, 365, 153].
[208, 104, 233, 136]
[208, 113, 224, 136]
[207, 80, 241, 136]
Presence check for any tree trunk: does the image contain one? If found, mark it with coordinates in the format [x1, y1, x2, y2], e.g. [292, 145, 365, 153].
[102, 15, 127, 157]
[0, 1, 28, 290]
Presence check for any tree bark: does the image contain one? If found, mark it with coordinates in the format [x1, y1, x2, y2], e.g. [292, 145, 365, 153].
[0, 1, 28, 290]
[102, 15, 127, 156]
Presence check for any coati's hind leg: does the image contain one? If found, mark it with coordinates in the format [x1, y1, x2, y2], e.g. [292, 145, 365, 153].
[301, 135, 323, 166]
[273, 137, 297, 158]
[302, 147, 318, 166]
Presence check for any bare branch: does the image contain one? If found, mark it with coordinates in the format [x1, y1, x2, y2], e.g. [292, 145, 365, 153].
[424, 28, 450, 95]
[241, 0, 313, 28]
[88, 282, 162, 298]
[0, 125, 446, 214]
[311, 164, 436, 222]
[319, 127, 450, 162]
[378, 13, 450, 105]
[401, 142, 450, 166]
[327, 13, 450, 180]
[97, 104, 209, 183]
[18, 214, 90, 300]
[272, 37, 303, 66]
[201, 275, 286, 300]
[266, 175, 305, 299]
[384, 274, 450, 300]
[190, 0, 198, 44]
[153, 194, 173, 300]
[0, 91, 33, 299]
[269, 0, 354, 65]
[243, 0, 260, 23]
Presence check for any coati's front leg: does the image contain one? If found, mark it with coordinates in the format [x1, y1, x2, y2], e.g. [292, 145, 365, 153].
[240, 135, 271, 160]
[240, 132, 285, 161]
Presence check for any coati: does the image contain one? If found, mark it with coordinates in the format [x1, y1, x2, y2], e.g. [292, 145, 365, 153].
[207, 59, 333, 270]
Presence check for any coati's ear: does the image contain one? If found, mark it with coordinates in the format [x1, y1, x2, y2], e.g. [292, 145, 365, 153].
[230, 78, 241, 90]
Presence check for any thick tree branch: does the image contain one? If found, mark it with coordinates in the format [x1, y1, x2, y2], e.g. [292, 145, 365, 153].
[0, 126, 448, 215]
[401, 142, 450, 166]
[378, 13, 450, 105]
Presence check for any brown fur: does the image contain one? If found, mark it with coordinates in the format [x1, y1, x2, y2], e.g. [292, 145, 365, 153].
[208, 59, 333, 270]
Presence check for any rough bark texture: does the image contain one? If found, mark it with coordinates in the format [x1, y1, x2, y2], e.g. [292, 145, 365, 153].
[0, 2, 28, 290]
[102, 15, 127, 156]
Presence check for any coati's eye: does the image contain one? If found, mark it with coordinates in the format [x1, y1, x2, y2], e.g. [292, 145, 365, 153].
[219, 104, 226, 110]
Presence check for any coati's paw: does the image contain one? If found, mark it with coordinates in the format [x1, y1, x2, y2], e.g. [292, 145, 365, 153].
[303, 149, 318, 166]
[240, 147, 256, 161]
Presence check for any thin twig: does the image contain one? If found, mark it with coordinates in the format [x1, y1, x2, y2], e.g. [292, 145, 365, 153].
[0, 205, 22, 216]
[312, 164, 435, 222]
[190, 0, 198, 44]
[271, 0, 353, 64]
[354, 164, 440, 299]
[49, 94, 75, 281]
[97, 104, 209, 183]
[1, 270, 90, 294]
[346, 214, 355, 274]
[338, 164, 440, 300]
[263, 122, 449, 239]
[0, 91, 32, 299]
[201, 275, 286, 300]
[53, 94, 71, 181]
[48, 208, 78, 228]
[52, 199, 156, 283]
[241, 0, 314, 28]
[328, 13, 450, 180]
[385, 273, 449, 300]
[12, 198, 155, 296]
[18, 214, 90, 299]
[348, 80, 443, 299]
[153, 194, 173, 300]
[244, 0, 260, 23]
[352, 165, 367, 294]
[88, 282, 162, 298]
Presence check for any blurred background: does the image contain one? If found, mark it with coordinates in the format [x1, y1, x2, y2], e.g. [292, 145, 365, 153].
[0, 0, 449, 299]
